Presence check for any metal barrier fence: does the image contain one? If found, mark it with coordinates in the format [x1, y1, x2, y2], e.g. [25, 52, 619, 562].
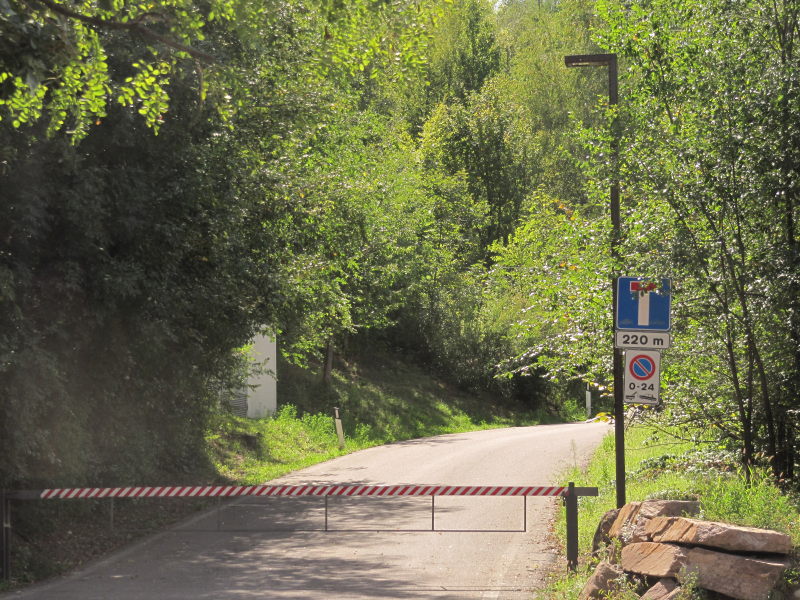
[1, 482, 597, 580]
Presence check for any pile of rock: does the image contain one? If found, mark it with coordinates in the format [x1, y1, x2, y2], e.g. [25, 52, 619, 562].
[580, 500, 793, 600]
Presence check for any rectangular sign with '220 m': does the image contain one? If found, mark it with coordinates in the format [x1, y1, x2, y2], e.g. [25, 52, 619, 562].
[615, 331, 671, 350]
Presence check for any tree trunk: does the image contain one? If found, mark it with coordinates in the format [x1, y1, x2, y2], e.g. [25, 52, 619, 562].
[322, 338, 334, 386]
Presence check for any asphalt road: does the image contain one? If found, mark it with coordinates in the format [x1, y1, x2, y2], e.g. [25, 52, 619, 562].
[4, 422, 609, 599]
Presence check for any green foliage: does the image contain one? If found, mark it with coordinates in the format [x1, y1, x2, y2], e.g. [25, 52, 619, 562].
[497, 0, 604, 205]
[559, 426, 800, 555]
[0, 0, 333, 487]
[590, 0, 800, 478]
[426, 0, 500, 105]
[207, 353, 549, 485]
[490, 193, 611, 385]
[0, 0, 443, 140]
[546, 425, 800, 599]
[420, 78, 532, 247]
[277, 106, 483, 364]
[0, 0, 612, 494]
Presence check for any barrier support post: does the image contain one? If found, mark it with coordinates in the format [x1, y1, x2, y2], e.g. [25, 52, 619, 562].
[565, 482, 578, 571]
[523, 496, 527, 532]
[1, 490, 10, 581]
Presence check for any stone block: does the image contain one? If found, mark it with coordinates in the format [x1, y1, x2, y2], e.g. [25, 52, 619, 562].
[687, 546, 789, 600]
[622, 542, 790, 600]
[610, 500, 700, 545]
[609, 501, 642, 542]
[578, 561, 625, 600]
[640, 578, 681, 600]
[645, 516, 792, 555]
[592, 508, 620, 555]
[621, 542, 688, 578]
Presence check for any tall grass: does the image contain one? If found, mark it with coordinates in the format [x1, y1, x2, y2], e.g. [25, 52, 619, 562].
[538, 425, 800, 599]
[206, 405, 352, 485]
[207, 350, 582, 486]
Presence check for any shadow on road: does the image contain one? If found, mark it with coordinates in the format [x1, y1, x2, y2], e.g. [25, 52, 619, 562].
[173, 491, 536, 533]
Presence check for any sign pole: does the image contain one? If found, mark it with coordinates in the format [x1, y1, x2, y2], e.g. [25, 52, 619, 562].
[613, 278, 626, 509]
[565, 482, 579, 570]
[607, 55, 625, 510]
[614, 354, 626, 509]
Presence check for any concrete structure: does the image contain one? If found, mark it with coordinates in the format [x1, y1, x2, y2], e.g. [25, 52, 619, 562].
[244, 334, 277, 418]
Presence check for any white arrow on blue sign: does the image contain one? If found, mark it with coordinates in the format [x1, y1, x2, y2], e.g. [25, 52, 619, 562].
[616, 277, 671, 331]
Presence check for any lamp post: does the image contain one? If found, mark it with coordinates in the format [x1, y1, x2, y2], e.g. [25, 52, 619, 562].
[564, 53, 626, 509]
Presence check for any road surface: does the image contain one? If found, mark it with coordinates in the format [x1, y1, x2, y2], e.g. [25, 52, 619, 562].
[4, 422, 609, 599]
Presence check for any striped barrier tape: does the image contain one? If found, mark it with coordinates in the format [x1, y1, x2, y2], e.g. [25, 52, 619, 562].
[35, 484, 567, 500]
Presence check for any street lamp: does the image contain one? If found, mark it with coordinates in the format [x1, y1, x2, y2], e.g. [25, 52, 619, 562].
[565, 53, 626, 509]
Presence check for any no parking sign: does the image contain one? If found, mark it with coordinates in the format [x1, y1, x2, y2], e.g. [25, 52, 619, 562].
[624, 350, 660, 405]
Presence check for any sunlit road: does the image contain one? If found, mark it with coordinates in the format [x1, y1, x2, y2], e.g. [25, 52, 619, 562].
[4, 422, 609, 599]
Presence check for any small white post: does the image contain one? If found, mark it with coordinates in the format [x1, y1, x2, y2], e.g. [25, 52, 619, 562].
[585, 386, 592, 419]
[334, 407, 345, 449]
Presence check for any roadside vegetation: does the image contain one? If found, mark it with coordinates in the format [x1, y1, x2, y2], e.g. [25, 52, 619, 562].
[208, 349, 574, 486]
[2, 0, 798, 593]
[540, 423, 800, 599]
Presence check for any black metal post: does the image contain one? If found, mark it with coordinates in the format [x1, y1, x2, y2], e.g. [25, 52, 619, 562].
[565, 53, 625, 508]
[1, 490, 10, 581]
[523, 496, 527, 532]
[607, 55, 626, 511]
[565, 482, 578, 571]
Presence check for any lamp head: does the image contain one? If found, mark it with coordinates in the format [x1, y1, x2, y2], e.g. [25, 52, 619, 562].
[564, 54, 616, 68]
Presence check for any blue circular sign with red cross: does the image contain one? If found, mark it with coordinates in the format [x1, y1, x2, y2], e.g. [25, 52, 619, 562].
[629, 354, 657, 380]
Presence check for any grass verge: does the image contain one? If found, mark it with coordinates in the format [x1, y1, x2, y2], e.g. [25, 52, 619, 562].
[207, 352, 557, 485]
[537, 423, 800, 599]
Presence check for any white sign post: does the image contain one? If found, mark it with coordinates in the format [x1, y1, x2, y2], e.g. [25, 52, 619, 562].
[623, 350, 661, 405]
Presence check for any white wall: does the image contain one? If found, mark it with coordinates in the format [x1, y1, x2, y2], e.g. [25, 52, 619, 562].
[246, 334, 277, 418]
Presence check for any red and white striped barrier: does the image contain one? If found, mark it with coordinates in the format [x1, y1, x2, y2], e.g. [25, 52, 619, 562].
[37, 484, 567, 500]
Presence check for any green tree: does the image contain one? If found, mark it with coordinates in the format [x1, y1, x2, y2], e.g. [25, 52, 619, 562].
[420, 79, 533, 249]
[496, 0, 604, 206]
[0, 0, 442, 140]
[594, 0, 800, 479]
[278, 106, 485, 373]
[0, 0, 335, 485]
[489, 194, 610, 392]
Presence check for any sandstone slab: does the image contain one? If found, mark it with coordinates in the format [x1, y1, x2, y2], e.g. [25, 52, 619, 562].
[687, 546, 790, 600]
[578, 561, 625, 600]
[640, 578, 680, 600]
[645, 516, 792, 555]
[621, 542, 688, 578]
[622, 542, 790, 600]
[610, 500, 701, 544]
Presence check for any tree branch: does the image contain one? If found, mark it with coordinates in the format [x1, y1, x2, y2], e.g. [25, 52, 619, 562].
[29, 0, 217, 64]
